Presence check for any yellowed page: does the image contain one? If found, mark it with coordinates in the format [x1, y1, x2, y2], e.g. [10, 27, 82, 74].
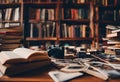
[13, 48, 45, 59]
[0, 51, 22, 64]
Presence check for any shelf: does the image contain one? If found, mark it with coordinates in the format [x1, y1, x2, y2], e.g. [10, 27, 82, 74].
[59, 37, 92, 41]
[26, 37, 57, 41]
[24, 2, 57, 8]
[0, 3, 21, 8]
[95, 20, 120, 25]
[0, 21, 21, 23]
[23, 0, 96, 48]
[61, 3, 90, 8]
[26, 37, 92, 41]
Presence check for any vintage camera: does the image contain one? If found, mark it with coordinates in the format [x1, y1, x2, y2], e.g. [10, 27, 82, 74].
[47, 45, 64, 59]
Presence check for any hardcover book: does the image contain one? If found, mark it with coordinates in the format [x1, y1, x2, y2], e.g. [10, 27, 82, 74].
[0, 48, 51, 76]
[0, 48, 49, 65]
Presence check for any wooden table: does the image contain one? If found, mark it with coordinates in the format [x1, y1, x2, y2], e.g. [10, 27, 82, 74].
[0, 65, 120, 82]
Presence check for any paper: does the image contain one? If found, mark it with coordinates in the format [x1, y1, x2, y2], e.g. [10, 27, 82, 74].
[48, 70, 83, 82]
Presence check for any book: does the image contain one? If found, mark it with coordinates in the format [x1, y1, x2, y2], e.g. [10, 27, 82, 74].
[104, 49, 116, 55]
[107, 40, 120, 45]
[0, 44, 21, 51]
[0, 60, 51, 76]
[111, 29, 120, 33]
[60, 63, 109, 80]
[60, 64, 85, 72]
[13, 7, 19, 21]
[0, 27, 22, 35]
[1, 39, 21, 44]
[0, 47, 49, 65]
[1, 35, 22, 40]
[48, 70, 83, 82]
[106, 32, 120, 38]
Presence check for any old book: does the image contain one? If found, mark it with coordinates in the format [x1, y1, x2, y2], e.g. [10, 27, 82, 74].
[111, 29, 120, 33]
[107, 40, 120, 45]
[0, 28, 22, 35]
[107, 32, 120, 38]
[48, 70, 83, 82]
[104, 49, 116, 55]
[1, 39, 21, 44]
[13, 7, 19, 21]
[0, 60, 51, 76]
[64, 8, 71, 19]
[60, 64, 108, 80]
[2, 35, 22, 39]
[36, 9, 40, 21]
[0, 44, 20, 51]
[0, 48, 49, 65]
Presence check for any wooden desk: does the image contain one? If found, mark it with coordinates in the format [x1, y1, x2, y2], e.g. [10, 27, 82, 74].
[0, 65, 120, 82]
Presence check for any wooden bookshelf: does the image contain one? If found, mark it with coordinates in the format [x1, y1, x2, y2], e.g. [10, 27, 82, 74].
[23, 0, 95, 49]
[22, 0, 120, 50]
[94, 0, 120, 49]
[0, 0, 23, 51]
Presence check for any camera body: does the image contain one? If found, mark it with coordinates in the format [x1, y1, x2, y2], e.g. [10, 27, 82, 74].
[47, 45, 64, 59]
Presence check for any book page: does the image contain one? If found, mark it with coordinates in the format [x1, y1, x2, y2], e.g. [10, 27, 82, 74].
[84, 68, 108, 80]
[0, 71, 3, 77]
[60, 64, 84, 72]
[13, 48, 45, 59]
[0, 62, 7, 75]
[0, 51, 22, 64]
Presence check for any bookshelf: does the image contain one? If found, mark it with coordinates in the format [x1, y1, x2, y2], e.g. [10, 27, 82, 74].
[1, 0, 119, 51]
[0, 0, 23, 51]
[94, 0, 120, 49]
[23, 0, 95, 49]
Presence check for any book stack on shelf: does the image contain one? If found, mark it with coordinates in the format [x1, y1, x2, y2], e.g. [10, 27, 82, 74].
[0, 47, 51, 77]
[0, 27, 23, 51]
[103, 25, 120, 55]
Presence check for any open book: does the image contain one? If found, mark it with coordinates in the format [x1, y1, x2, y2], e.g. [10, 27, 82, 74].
[0, 60, 51, 76]
[0, 47, 49, 65]
[60, 60, 120, 80]
[0, 48, 52, 76]
[60, 63, 109, 80]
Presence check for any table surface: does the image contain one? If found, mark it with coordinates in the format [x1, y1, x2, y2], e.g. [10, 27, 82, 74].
[0, 65, 120, 82]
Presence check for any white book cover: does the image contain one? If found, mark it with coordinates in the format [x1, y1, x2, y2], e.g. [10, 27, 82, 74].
[48, 70, 83, 82]
[13, 7, 19, 21]
[112, 29, 120, 33]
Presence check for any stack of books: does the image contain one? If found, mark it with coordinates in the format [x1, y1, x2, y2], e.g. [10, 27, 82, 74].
[104, 25, 120, 55]
[0, 48, 51, 77]
[0, 27, 22, 51]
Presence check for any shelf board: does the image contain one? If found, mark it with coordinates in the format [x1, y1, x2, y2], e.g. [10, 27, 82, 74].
[24, 2, 57, 8]
[61, 3, 90, 8]
[0, 3, 21, 8]
[0, 21, 21, 23]
[26, 37, 92, 41]
[95, 20, 120, 25]
[59, 37, 92, 41]
[29, 19, 90, 24]
[26, 37, 57, 41]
